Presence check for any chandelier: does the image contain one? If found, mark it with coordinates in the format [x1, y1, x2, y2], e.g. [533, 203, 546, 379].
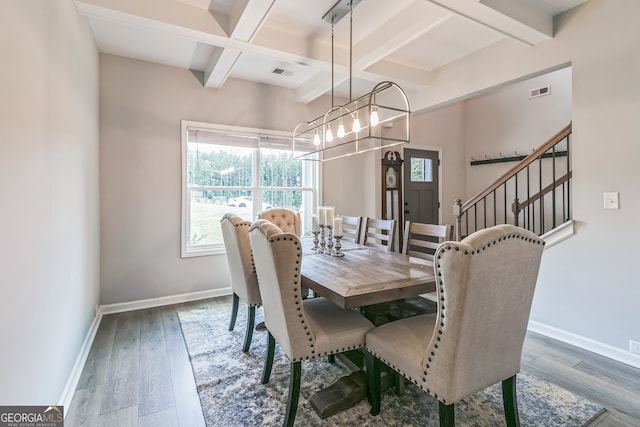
[293, 0, 410, 162]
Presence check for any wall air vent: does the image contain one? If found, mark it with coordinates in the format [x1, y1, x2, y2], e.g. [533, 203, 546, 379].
[530, 85, 551, 99]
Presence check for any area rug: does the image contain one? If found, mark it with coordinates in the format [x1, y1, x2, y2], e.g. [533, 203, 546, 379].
[178, 299, 605, 427]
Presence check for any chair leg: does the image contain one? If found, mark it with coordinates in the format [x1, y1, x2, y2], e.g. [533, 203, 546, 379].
[228, 293, 239, 331]
[395, 372, 405, 395]
[438, 401, 454, 427]
[502, 375, 521, 427]
[242, 306, 256, 352]
[365, 352, 381, 416]
[284, 361, 301, 427]
[262, 332, 275, 384]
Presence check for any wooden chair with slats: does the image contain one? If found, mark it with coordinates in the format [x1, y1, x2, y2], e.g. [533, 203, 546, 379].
[402, 221, 453, 262]
[360, 218, 397, 252]
[401, 221, 453, 306]
[340, 215, 363, 243]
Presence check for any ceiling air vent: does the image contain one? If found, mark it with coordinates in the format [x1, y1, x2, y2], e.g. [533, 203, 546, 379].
[272, 68, 293, 77]
[529, 85, 551, 99]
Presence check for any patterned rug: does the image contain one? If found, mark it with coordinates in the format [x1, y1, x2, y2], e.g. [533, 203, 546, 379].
[178, 298, 605, 427]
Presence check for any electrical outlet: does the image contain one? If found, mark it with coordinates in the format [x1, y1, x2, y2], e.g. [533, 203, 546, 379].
[630, 340, 640, 355]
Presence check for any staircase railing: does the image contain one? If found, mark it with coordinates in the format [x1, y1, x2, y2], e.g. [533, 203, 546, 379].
[453, 123, 572, 241]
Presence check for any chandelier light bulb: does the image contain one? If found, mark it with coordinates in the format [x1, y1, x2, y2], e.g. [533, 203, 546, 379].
[313, 131, 320, 146]
[337, 119, 345, 138]
[370, 107, 379, 127]
[326, 127, 334, 142]
[352, 112, 361, 133]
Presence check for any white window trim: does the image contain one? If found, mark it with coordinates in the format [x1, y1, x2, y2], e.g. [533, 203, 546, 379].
[181, 120, 316, 258]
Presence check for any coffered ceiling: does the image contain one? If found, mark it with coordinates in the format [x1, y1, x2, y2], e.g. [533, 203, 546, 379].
[75, 0, 587, 103]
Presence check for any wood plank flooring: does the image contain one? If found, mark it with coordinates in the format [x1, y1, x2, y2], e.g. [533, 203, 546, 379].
[65, 296, 640, 426]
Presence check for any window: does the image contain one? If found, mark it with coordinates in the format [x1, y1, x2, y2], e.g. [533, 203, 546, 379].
[181, 121, 317, 257]
[410, 157, 433, 182]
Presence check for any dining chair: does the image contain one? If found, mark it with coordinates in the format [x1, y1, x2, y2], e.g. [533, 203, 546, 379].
[248, 219, 375, 427]
[360, 218, 397, 251]
[257, 207, 301, 236]
[402, 221, 453, 262]
[366, 224, 545, 427]
[399, 221, 453, 311]
[220, 213, 262, 353]
[340, 215, 363, 243]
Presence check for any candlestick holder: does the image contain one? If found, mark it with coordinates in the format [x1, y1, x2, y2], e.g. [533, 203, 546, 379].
[325, 225, 334, 254]
[311, 231, 320, 251]
[332, 235, 345, 257]
[319, 225, 326, 254]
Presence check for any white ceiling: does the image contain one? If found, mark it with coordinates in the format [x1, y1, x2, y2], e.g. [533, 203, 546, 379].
[75, 0, 587, 103]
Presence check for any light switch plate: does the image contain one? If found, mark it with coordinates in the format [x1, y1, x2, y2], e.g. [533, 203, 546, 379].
[603, 192, 619, 209]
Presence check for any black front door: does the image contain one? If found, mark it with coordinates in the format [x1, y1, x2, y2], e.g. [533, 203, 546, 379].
[403, 148, 439, 224]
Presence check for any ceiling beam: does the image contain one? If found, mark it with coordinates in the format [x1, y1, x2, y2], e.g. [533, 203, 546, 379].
[427, 0, 553, 46]
[75, 0, 228, 39]
[203, 0, 276, 89]
[351, 3, 451, 72]
[295, 0, 439, 104]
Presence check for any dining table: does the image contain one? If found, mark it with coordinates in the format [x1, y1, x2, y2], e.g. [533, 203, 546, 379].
[300, 237, 436, 309]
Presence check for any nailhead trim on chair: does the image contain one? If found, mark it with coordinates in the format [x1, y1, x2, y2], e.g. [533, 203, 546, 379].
[370, 230, 544, 405]
[262, 229, 368, 363]
[224, 217, 262, 308]
[236, 222, 260, 307]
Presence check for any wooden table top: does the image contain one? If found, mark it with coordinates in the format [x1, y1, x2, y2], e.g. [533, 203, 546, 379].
[300, 238, 436, 309]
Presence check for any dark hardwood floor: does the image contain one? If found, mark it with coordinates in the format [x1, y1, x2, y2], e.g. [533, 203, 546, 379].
[65, 296, 640, 426]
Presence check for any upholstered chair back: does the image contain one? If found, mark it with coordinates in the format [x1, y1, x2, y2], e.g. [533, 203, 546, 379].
[257, 208, 301, 236]
[220, 213, 261, 307]
[426, 224, 544, 403]
[249, 219, 315, 360]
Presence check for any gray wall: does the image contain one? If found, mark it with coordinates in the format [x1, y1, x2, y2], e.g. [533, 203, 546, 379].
[0, 1, 100, 404]
[99, 55, 330, 304]
[462, 67, 572, 199]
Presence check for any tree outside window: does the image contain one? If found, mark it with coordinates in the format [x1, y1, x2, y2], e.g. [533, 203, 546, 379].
[181, 121, 317, 257]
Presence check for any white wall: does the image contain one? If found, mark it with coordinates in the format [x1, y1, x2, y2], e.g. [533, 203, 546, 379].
[404, 0, 640, 356]
[0, 1, 100, 404]
[99, 55, 330, 304]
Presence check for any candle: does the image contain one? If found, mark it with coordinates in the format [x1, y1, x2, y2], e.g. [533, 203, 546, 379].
[318, 206, 326, 225]
[333, 216, 343, 236]
[326, 206, 335, 225]
[311, 214, 319, 232]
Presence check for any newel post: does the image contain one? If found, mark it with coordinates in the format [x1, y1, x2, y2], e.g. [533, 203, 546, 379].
[453, 199, 462, 241]
[511, 198, 520, 227]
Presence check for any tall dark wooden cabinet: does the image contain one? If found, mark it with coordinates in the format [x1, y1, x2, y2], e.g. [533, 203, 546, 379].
[381, 150, 403, 249]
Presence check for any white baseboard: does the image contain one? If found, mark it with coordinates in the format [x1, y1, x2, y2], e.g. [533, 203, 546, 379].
[59, 309, 103, 412]
[541, 219, 575, 249]
[528, 320, 640, 369]
[100, 287, 232, 315]
[60, 287, 233, 414]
